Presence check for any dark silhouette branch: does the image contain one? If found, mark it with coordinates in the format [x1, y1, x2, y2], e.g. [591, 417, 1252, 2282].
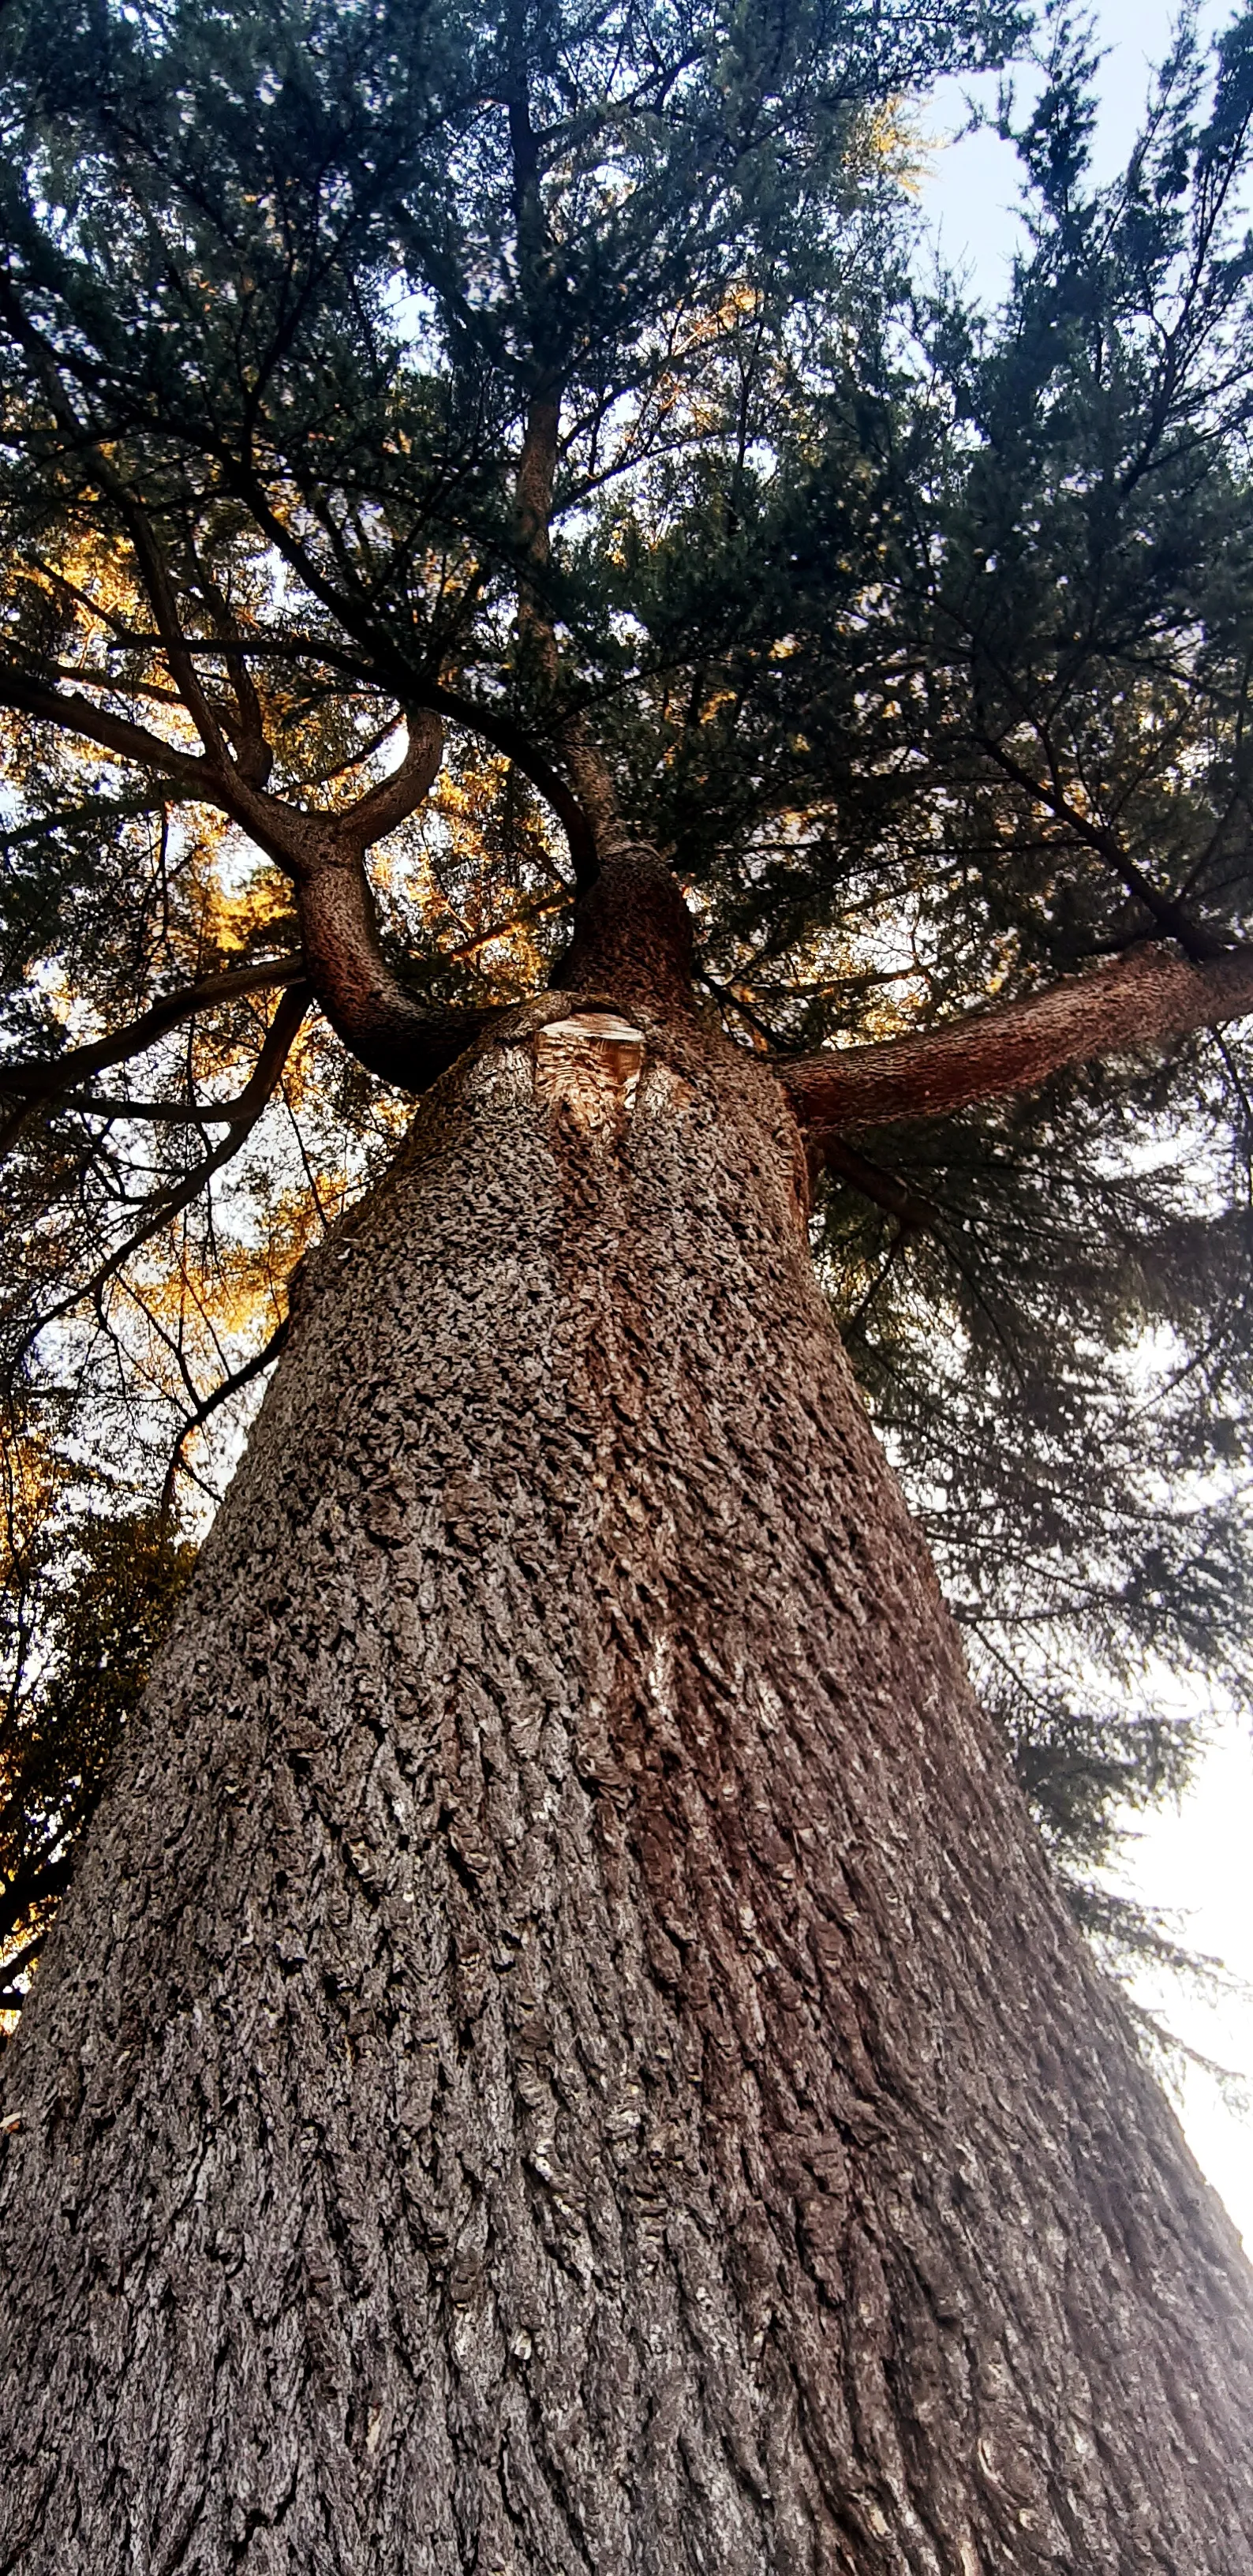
[60, 1091, 293, 1125]
[8, 986, 311, 1374]
[0, 1877, 69, 1959]
[0, 650, 514, 1091]
[0, 665, 219, 796]
[160, 1314, 292, 1518]
[87, 627, 600, 886]
[0, 1926, 54, 2007]
[780, 942, 1253, 1144]
[976, 732, 1224, 960]
[0, 957, 307, 1155]
[514, 388, 622, 852]
[817, 1136, 937, 1230]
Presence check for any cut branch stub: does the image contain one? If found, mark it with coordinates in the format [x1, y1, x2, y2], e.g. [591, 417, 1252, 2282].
[534, 1010, 645, 1132]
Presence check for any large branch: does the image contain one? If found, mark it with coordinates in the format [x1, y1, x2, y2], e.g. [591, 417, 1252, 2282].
[295, 848, 505, 1088]
[0, 666, 500, 1092]
[0, 709, 497, 1103]
[111, 627, 601, 887]
[0, 663, 350, 878]
[778, 942, 1253, 1146]
[340, 706, 445, 847]
[0, 665, 216, 795]
[294, 710, 507, 1087]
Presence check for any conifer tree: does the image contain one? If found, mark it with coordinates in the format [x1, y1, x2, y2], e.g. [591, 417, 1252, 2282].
[2, 1, 1253, 2567]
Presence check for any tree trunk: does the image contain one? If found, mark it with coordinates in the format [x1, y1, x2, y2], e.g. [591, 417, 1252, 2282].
[2, 900, 1252, 2574]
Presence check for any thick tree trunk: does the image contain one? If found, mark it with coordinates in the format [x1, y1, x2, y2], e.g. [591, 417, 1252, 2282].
[2, 914, 1252, 2572]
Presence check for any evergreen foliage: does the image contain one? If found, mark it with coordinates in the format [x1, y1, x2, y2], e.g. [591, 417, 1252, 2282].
[2, 0, 1253, 2005]
[1, 1492, 196, 2020]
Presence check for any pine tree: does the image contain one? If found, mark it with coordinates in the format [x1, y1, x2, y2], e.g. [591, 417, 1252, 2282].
[2, 0, 1253, 2565]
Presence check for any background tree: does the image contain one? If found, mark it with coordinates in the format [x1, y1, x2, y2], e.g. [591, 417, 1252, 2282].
[2, 0, 1253, 2566]
[0, 1476, 195, 2020]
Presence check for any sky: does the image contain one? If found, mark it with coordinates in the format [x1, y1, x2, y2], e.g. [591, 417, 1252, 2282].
[914, 0, 1253, 2249]
[920, 0, 1236, 301]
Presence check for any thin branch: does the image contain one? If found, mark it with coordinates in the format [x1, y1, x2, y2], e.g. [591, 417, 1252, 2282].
[0, 957, 305, 1148]
[160, 1314, 290, 1519]
[974, 732, 1223, 961]
[0, 275, 233, 767]
[9, 987, 310, 1366]
[0, 1861, 74, 1953]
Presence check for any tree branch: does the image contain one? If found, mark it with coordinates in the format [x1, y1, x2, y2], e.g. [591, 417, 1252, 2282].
[779, 943, 1253, 1145]
[0, 665, 216, 794]
[294, 843, 506, 1088]
[0, 1926, 54, 2008]
[160, 1314, 291, 1518]
[0, 1860, 75, 1954]
[0, 665, 493, 1094]
[339, 707, 444, 848]
[514, 391, 621, 851]
[9, 987, 312, 1369]
[102, 628, 600, 886]
[60, 983, 321, 1125]
[818, 1136, 937, 1230]
[975, 732, 1223, 960]
[0, 957, 306, 1148]
[288, 708, 507, 1084]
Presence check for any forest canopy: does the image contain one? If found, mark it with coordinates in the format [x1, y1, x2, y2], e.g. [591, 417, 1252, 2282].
[3, 0, 1253, 2017]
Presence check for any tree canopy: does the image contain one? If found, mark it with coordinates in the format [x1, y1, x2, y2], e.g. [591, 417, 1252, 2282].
[4, 0, 1253, 2016]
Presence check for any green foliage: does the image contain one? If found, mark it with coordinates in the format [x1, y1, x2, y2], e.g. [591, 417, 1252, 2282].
[1, 0, 1252, 1993]
[0, 1496, 196, 2021]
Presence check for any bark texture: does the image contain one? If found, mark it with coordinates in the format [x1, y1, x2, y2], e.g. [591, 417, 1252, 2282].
[780, 938, 1253, 1142]
[2, 963, 1253, 2574]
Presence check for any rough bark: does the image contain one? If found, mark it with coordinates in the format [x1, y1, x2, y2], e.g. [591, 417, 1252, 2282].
[780, 938, 1253, 1144]
[2, 874, 1253, 2574]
